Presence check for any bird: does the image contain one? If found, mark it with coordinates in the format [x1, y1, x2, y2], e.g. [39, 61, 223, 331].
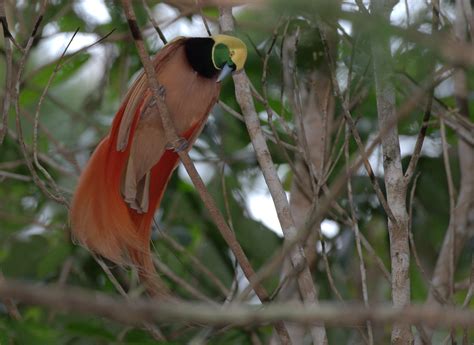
[70, 35, 247, 297]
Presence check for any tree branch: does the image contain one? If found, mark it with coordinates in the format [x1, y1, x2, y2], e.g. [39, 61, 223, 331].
[0, 279, 473, 329]
[0, 0, 13, 145]
[219, 6, 327, 345]
[371, 0, 413, 343]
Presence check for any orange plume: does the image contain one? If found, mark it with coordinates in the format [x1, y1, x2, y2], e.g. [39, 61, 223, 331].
[70, 38, 221, 297]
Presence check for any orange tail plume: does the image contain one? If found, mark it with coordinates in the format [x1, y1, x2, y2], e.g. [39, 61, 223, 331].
[70, 101, 141, 264]
[70, 94, 201, 297]
[70, 99, 172, 297]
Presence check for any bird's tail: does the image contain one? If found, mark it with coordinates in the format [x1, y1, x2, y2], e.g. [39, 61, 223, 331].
[70, 136, 141, 263]
[70, 103, 173, 298]
[70, 89, 201, 298]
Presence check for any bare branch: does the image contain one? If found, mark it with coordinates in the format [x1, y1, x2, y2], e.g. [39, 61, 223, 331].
[0, 279, 473, 329]
[141, 0, 168, 44]
[0, 170, 31, 182]
[345, 127, 374, 345]
[0, 0, 13, 144]
[371, 0, 412, 342]
[219, 6, 327, 344]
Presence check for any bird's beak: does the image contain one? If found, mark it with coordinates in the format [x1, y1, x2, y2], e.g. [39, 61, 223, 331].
[217, 63, 234, 83]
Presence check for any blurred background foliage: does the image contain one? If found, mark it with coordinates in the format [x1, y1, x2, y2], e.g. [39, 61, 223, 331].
[0, 0, 472, 344]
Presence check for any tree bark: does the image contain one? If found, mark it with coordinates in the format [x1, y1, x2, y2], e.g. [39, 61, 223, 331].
[371, 0, 413, 343]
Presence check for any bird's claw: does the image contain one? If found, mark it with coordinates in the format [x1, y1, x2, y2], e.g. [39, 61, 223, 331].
[166, 137, 189, 152]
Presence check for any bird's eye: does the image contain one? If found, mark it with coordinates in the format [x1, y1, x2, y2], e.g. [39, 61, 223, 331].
[230, 50, 235, 56]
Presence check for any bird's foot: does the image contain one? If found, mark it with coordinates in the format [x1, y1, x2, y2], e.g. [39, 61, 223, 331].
[166, 137, 189, 152]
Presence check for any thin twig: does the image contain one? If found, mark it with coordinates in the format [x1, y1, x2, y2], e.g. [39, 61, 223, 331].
[408, 173, 446, 307]
[345, 126, 374, 345]
[22, 108, 80, 174]
[32, 28, 80, 206]
[404, 0, 440, 183]
[0, 170, 31, 181]
[461, 258, 474, 309]
[440, 118, 456, 299]
[141, 0, 168, 44]
[6, 128, 74, 177]
[95, 256, 166, 341]
[23, 28, 116, 85]
[159, 231, 231, 297]
[196, 0, 212, 36]
[219, 163, 237, 244]
[396, 71, 474, 146]
[218, 100, 299, 152]
[153, 258, 216, 303]
[0, 0, 13, 144]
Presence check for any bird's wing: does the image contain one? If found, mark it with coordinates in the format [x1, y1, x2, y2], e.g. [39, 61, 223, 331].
[121, 95, 168, 213]
[115, 39, 185, 152]
[120, 42, 221, 213]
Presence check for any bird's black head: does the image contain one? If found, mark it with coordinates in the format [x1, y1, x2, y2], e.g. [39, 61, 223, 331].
[184, 36, 247, 81]
[184, 37, 219, 79]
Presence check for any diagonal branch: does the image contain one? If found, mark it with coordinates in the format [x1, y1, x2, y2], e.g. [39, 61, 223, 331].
[120, 1, 291, 343]
[219, 7, 328, 345]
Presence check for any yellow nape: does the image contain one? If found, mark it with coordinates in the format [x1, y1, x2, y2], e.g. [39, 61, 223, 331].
[212, 34, 248, 71]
